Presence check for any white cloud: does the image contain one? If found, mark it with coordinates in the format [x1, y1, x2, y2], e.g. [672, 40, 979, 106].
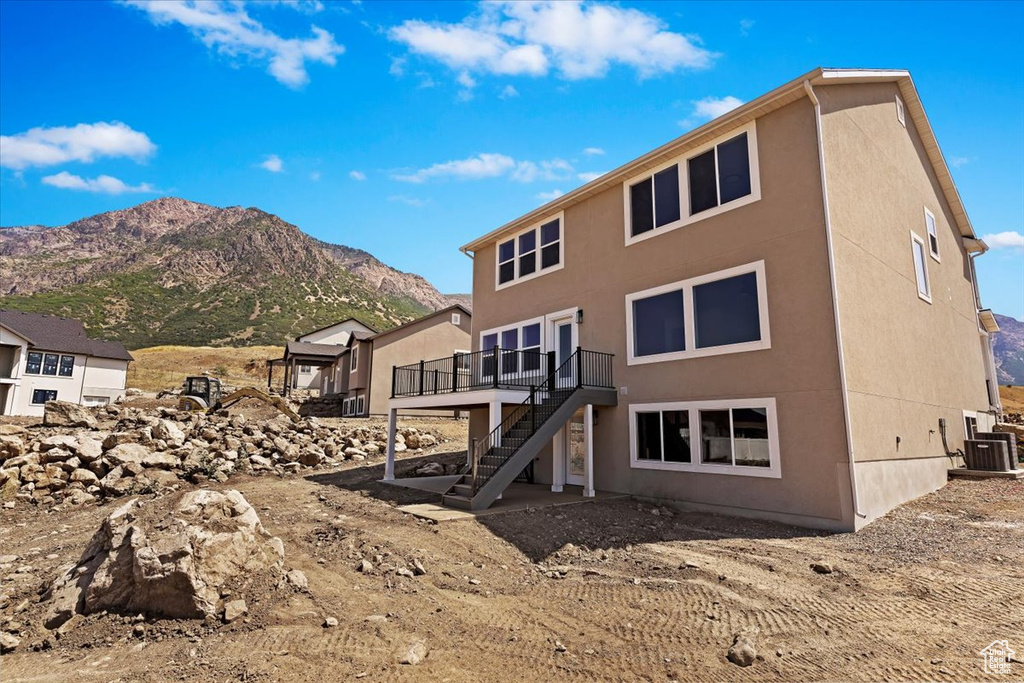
[536, 189, 564, 201]
[0, 121, 155, 170]
[577, 171, 603, 182]
[389, 1, 716, 83]
[259, 154, 284, 172]
[389, 56, 406, 77]
[739, 19, 755, 36]
[949, 156, 971, 168]
[349, 170, 367, 181]
[42, 171, 156, 194]
[582, 147, 604, 156]
[393, 152, 576, 184]
[124, 0, 344, 88]
[393, 153, 517, 183]
[499, 84, 520, 99]
[691, 95, 744, 120]
[309, 171, 321, 181]
[981, 231, 1024, 251]
[387, 194, 428, 208]
[511, 158, 573, 183]
[456, 71, 477, 89]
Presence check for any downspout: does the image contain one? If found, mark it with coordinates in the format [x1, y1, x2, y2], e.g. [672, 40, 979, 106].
[803, 80, 866, 523]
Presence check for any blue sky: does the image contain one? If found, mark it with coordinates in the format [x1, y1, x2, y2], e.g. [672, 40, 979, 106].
[2, 1, 1022, 317]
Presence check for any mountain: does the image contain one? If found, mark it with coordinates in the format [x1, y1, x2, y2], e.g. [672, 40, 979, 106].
[0, 198, 455, 349]
[994, 314, 1024, 386]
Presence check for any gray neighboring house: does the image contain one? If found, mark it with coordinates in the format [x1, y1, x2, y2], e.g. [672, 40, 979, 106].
[0, 310, 134, 417]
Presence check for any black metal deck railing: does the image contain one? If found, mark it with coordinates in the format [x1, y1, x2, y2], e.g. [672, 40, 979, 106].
[392, 347, 547, 398]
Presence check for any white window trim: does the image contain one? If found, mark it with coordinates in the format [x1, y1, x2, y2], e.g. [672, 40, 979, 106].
[629, 398, 781, 478]
[895, 95, 906, 127]
[357, 395, 365, 415]
[451, 312, 461, 325]
[910, 231, 932, 304]
[924, 207, 940, 262]
[350, 345, 359, 373]
[623, 121, 761, 247]
[494, 211, 565, 291]
[625, 260, 771, 366]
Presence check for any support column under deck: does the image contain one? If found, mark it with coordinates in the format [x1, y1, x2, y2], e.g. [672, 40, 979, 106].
[583, 404, 595, 498]
[384, 407, 398, 481]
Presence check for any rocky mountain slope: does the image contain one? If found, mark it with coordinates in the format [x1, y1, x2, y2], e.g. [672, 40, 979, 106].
[0, 198, 454, 348]
[994, 314, 1024, 385]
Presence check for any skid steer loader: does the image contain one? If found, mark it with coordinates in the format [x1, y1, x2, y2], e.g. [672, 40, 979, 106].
[177, 376, 300, 422]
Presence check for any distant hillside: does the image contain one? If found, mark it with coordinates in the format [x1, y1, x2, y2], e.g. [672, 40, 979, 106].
[994, 314, 1024, 385]
[0, 198, 456, 349]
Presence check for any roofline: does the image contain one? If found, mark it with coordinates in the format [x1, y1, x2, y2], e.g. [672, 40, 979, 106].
[367, 303, 472, 342]
[460, 67, 976, 253]
[0, 321, 34, 346]
[297, 316, 378, 340]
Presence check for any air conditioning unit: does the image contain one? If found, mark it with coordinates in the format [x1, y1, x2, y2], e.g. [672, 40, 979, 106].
[974, 432, 1018, 470]
[963, 439, 1012, 472]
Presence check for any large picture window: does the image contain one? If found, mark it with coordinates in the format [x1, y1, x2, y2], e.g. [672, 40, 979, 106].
[624, 122, 760, 245]
[496, 213, 564, 288]
[630, 398, 780, 477]
[626, 261, 770, 365]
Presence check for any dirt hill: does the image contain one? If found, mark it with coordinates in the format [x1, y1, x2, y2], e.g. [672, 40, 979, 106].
[0, 198, 454, 349]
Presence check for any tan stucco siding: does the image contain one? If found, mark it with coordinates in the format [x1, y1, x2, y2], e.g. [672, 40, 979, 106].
[369, 319, 471, 415]
[469, 98, 854, 528]
[819, 82, 990, 480]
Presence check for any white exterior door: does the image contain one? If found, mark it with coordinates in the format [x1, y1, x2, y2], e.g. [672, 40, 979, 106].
[546, 312, 577, 383]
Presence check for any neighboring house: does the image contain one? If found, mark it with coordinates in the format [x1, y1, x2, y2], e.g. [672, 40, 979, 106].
[385, 68, 1001, 531]
[269, 318, 376, 395]
[323, 305, 472, 416]
[0, 310, 134, 417]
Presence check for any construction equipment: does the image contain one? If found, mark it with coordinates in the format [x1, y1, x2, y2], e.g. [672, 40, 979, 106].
[178, 376, 301, 422]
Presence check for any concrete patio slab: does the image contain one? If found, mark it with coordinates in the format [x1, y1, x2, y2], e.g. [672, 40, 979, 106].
[382, 474, 462, 494]
[948, 468, 1024, 479]
[396, 483, 627, 522]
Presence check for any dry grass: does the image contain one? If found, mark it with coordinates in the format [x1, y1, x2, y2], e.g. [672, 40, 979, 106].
[127, 345, 282, 392]
[999, 384, 1024, 413]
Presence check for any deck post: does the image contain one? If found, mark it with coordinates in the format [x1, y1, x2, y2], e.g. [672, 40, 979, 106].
[384, 407, 398, 481]
[492, 346, 500, 389]
[583, 403, 595, 497]
[576, 346, 583, 389]
[390, 365, 397, 398]
[418, 360, 425, 396]
[452, 353, 459, 393]
[489, 399, 502, 448]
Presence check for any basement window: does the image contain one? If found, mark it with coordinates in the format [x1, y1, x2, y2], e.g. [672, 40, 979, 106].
[631, 399, 779, 477]
[911, 232, 932, 303]
[31, 389, 57, 405]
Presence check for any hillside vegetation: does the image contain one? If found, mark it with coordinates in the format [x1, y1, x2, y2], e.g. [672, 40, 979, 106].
[0, 198, 453, 348]
[127, 345, 283, 393]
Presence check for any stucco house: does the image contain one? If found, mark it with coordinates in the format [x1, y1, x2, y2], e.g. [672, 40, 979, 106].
[384, 68, 1002, 531]
[325, 304, 472, 417]
[0, 310, 133, 417]
[269, 317, 376, 395]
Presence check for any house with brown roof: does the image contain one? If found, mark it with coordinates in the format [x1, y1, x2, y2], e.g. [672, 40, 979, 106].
[0, 310, 134, 416]
[269, 317, 376, 395]
[384, 68, 1002, 531]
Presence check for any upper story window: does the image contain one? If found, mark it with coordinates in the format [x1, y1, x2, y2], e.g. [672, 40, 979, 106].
[451, 312, 461, 325]
[350, 345, 359, 373]
[626, 261, 770, 365]
[910, 231, 932, 303]
[26, 352, 74, 377]
[924, 208, 939, 261]
[895, 95, 906, 127]
[495, 213, 563, 289]
[624, 122, 760, 245]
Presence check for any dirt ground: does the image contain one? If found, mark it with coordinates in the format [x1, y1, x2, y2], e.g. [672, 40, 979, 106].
[1, 428, 1022, 682]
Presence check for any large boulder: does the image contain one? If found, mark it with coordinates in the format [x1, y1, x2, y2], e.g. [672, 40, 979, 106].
[105, 443, 179, 469]
[43, 401, 98, 429]
[43, 490, 284, 628]
[0, 435, 24, 464]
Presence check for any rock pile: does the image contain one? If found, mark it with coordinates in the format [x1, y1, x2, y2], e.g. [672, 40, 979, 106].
[43, 490, 284, 627]
[0, 401, 444, 508]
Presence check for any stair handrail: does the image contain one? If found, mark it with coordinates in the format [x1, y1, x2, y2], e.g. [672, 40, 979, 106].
[468, 348, 614, 494]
